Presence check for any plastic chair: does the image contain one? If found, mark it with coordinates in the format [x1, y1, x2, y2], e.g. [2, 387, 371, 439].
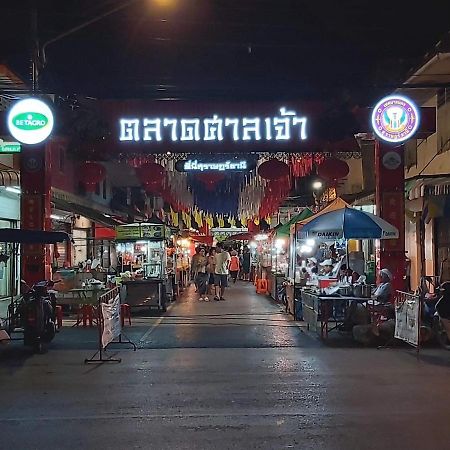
[256, 278, 269, 294]
[120, 303, 132, 327]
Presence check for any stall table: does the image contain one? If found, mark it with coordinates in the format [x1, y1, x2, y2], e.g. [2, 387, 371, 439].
[55, 288, 109, 327]
[301, 290, 372, 339]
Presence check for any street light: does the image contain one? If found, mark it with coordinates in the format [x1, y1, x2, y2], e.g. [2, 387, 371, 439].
[32, 0, 142, 90]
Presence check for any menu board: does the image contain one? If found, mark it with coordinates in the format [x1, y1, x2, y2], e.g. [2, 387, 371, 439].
[141, 224, 164, 239]
[116, 225, 141, 240]
[116, 224, 165, 240]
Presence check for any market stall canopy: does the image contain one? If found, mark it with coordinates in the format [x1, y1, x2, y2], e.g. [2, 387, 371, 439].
[0, 229, 72, 244]
[299, 207, 399, 240]
[299, 198, 350, 226]
[276, 208, 313, 237]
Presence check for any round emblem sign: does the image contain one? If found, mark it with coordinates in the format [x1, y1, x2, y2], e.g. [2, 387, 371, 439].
[7, 98, 54, 145]
[382, 151, 402, 170]
[371, 95, 419, 143]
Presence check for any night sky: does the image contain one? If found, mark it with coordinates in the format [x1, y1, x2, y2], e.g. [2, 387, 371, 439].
[2, 0, 449, 105]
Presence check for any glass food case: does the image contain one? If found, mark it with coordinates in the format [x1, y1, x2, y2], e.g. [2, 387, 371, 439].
[115, 222, 171, 311]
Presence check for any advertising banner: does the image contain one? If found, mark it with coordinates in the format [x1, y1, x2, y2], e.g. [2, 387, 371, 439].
[395, 292, 420, 347]
[101, 294, 122, 348]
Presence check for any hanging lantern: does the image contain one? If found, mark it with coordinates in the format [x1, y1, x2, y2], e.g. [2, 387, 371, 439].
[136, 162, 166, 185]
[78, 161, 106, 192]
[143, 178, 164, 194]
[258, 159, 289, 180]
[196, 172, 225, 191]
[317, 157, 349, 182]
[127, 155, 154, 169]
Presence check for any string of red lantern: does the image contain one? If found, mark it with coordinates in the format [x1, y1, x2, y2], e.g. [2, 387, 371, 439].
[78, 161, 106, 192]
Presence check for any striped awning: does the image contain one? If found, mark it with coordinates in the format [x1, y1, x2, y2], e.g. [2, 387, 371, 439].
[0, 169, 20, 187]
[407, 177, 450, 200]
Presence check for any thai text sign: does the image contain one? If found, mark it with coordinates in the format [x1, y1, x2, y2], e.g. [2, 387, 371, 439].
[119, 107, 307, 144]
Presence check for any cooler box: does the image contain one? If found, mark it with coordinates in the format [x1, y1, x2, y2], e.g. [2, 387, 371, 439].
[318, 277, 338, 289]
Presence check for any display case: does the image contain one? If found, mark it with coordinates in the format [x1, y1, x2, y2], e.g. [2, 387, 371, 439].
[115, 222, 171, 311]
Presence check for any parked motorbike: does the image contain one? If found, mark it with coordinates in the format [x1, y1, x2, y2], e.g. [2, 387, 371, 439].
[18, 280, 58, 353]
[434, 281, 450, 349]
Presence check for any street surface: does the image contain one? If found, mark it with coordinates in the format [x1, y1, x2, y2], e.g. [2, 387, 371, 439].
[1, 282, 450, 449]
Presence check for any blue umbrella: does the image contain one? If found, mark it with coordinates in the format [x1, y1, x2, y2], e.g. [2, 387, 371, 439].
[299, 207, 399, 240]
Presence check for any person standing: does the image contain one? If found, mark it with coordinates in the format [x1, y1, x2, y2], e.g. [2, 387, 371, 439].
[241, 245, 251, 281]
[229, 250, 240, 283]
[194, 247, 209, 301]
[207, 247, 216, 296]
[190, 246, 202, 292]
[214, 242, 231, 301]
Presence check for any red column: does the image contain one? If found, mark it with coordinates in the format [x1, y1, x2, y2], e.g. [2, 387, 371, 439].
[374, 140, 406, 293]
[20, 143, 53, 284]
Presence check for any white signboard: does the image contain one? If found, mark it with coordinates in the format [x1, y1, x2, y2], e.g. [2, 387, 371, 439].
[101, 294, 122, 348]
[7, 98, 54, 145]
[119, 107, 308, 143]
[395, 293, 420, 347]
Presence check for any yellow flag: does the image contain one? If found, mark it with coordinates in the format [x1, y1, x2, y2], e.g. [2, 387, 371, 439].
[266, 216, 271, 225]
[254, 217, 260, 226]
[229, 216, 236, 227]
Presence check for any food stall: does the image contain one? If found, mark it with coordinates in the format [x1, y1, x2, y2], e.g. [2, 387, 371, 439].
[293, 205, 399, 339]
[116, 222, 172, 311]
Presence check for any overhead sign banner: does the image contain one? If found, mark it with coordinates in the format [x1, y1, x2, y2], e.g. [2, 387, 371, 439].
[176, 159, 253, 172]
[119, 107, 308, 144]
[371, 95, 420, 143]
[116, 223, 165, 240]
[7, 98, 54, 145]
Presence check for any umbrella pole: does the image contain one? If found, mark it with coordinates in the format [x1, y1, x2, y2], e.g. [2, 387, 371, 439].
[346, 239, 349, 270]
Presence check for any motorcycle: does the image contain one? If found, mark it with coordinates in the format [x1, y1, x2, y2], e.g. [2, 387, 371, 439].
[18, 280, 58, 353]
[434, 281, 450, 349]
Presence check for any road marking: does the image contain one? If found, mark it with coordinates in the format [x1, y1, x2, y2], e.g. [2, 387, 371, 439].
[139, 302, 174, 343]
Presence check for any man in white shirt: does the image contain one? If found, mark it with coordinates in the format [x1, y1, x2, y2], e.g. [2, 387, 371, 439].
[214, 242, 231, 301]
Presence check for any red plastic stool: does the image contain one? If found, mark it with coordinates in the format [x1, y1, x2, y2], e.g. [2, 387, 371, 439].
[55, 305, 63, 329]
[77, 304, 94, 327]
[120, 303, 132, 327]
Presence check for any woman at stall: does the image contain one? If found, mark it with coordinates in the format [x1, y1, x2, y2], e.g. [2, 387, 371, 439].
[194, 247, 209, 301]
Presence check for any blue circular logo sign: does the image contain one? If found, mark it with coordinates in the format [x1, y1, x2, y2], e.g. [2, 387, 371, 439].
[371, 95, 420, 143]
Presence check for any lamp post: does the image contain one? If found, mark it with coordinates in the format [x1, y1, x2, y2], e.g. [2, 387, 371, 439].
[31, 0, 141, 90]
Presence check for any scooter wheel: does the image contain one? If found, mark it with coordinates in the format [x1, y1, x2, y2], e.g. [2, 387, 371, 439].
[433, 319, 450, 350]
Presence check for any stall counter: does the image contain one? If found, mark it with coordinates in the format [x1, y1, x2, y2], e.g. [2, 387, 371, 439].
[121, 279, 167, 311]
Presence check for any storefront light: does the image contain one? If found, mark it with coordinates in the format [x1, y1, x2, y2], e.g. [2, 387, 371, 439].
[275, 238, 285, 249]
[312, 181, 323, 190]
[300, 245, 313, 254]
[50, 214, 64, 220]
[306, 239, 315, 246]
[255, 233, 268, 241]
[249, 241, 257, 248]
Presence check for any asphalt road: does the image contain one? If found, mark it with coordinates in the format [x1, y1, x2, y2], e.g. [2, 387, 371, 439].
[1, 282, 450, 450]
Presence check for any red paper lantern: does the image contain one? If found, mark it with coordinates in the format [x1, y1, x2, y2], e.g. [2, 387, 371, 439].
[136, 162, 166, 185]
[143, 179, 164, 194]
[196, 172, 225, 191]
[127, 155, 154, 169]
[317, 157, 349, 181]
[258, 159, 289, 180]
[78, 162, 106, 192]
